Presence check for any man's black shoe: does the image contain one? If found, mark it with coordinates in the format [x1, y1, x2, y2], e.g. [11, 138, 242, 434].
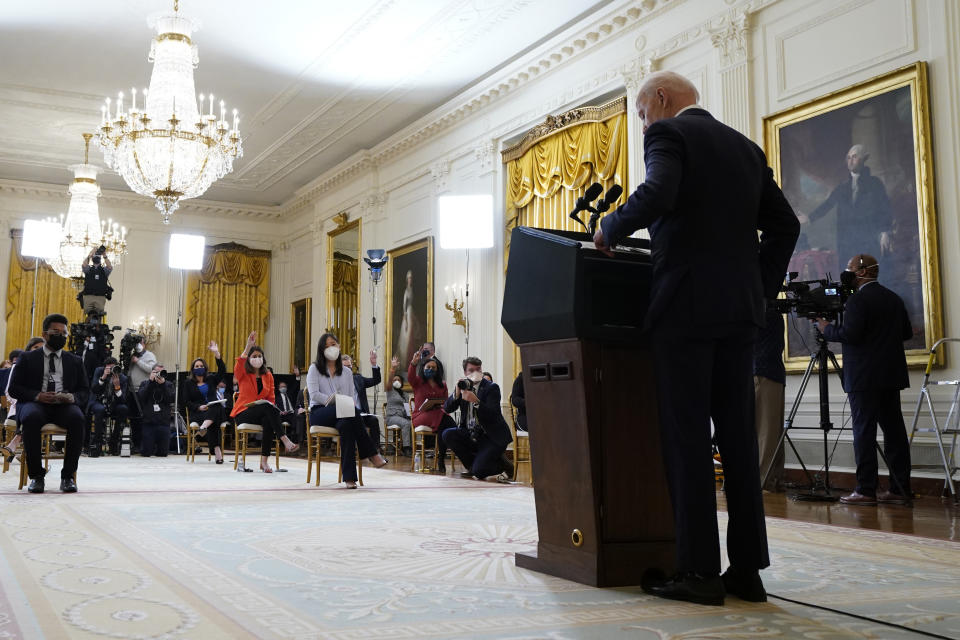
[60, 478, 78, 493]
[721, 566, 766, 602]
[27, 478, 44, 493]
[460, 471, 476, 479]
[641, 569, 725, 606]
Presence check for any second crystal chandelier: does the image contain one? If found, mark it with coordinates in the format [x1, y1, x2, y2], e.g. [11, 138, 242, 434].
[96, 0, 242, 224]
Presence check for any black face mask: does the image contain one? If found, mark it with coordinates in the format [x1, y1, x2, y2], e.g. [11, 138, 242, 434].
[840, 270, 857, 290]
[46, 333, 67, 351]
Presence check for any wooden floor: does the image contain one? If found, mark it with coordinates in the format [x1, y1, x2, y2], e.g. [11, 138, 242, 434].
[328, 451, 960, 543]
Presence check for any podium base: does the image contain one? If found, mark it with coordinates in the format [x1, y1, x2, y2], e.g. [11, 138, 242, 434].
[516, 539, 675, 588]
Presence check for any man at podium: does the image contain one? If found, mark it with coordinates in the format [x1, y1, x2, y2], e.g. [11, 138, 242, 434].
[594, 71, 799, 605]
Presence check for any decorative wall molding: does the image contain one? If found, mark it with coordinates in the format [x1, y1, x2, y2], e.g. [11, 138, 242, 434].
[430, 160, 452, 194]
[710, 9, 750, 68]
[473, 139, 497, 175]
[360, 191, 388, 219]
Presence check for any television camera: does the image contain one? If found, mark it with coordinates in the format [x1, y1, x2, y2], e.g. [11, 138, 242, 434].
[771, 272, 855, 322]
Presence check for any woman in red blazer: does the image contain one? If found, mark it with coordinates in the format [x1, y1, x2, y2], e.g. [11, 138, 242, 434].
[407, 350, 457, 473]
[231, 331, 299, 472]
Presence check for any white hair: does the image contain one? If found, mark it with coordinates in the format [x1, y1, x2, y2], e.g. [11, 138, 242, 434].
[848, 144, 868, 157]
[638, 71, 700, 104]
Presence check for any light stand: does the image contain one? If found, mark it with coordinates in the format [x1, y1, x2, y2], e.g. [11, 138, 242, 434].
[21, 219, 61, 335]
[364, 249, 388, 450]
[168, 233, 205, 455]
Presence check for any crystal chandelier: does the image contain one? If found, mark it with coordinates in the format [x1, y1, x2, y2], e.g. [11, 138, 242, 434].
[45, 134, 128, 282]
[96, 0, 242, 224]
[132, 315, 162, 347]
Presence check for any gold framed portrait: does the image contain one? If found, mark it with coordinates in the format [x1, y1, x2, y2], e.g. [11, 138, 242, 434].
[385, 236, 434, 385]
[290, 298, 312, 372]
[764, 62, 942, 371]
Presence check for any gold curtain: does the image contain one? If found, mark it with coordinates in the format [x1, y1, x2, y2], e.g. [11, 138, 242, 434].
[184, 243, 270, 366]
[329, 254, 359, 360]
[5, 234, 84, 355]
[502, 97, 629, 379]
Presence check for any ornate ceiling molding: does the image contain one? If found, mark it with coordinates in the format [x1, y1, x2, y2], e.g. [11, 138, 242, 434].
[280, 0, 680, 211]
[0, 179, 282, 221]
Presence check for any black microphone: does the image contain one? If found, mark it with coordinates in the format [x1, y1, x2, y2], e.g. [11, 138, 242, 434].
[569, 182, 603, 231]
[588, 184, 624, 234]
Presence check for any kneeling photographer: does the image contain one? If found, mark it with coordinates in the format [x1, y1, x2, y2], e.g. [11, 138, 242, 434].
[815, 254, 913, 506]
[88, 356, 129, 456]
[442, 357, 513, 481]
[138, 364, 174, 457]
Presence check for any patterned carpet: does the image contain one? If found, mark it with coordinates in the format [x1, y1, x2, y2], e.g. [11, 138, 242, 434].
[0, 457, 957, 639]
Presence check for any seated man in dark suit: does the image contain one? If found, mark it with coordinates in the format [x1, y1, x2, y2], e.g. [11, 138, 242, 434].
[9, 313, 89, 493]
[442, 356, 514, 481]
[817, 254, 913, 505]
[343, 352, 383, 452]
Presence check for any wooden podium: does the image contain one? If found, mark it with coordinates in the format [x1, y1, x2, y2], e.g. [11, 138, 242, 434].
[501, 227, 675, 587]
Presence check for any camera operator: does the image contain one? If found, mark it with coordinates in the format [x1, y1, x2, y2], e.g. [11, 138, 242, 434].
[442, 357, 513, 481]
[80, 246, 112, 323]
[816, 254, 913, 505]
[138, 364, 174, 457]
[88, 356, 129, 457]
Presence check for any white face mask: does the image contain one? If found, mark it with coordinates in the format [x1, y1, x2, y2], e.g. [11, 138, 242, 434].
[324, 346, 340, 361]
[249, 356, 264, 368]
[136, 344, 144, 353]
[467, 371, 483, 384]
[392, 380, 402, 390]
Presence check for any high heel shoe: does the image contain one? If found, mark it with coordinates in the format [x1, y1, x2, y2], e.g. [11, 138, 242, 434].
[344, 481, 358, 489]
[284, 442, 300, 454]
[214, 448, 224, 464]
[372, 455, 388, 469]
[260, 464, 273, 473]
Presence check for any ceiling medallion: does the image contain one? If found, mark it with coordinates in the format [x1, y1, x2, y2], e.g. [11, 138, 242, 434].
[45, 134, 128, 282]
[96, 0, 242, 224]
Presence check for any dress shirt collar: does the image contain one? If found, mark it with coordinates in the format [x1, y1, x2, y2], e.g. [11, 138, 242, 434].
[42, 345, 62, 358]
[674, 104, 705, 117]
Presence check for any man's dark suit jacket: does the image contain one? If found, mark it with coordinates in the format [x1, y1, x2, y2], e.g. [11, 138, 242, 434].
[351, 366, 381, 415]
[443, 379, 512, 448]
[9, 347, 89, 408]
[0, 368, 11, 396]
[809, 165, 891, 266]
[88, 366, 130, 412]
[600, 108, 799, 332]
[822, 282, 912, 392]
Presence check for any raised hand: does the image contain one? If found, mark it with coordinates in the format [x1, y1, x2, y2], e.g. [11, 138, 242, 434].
[369, 349, 378, 366]
[390, 355, 400, 372]
[208, 340, 220, 354]
[245, 331, 257, 350]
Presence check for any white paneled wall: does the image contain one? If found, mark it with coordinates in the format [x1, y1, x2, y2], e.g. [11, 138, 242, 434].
[2, 0, 959, 471]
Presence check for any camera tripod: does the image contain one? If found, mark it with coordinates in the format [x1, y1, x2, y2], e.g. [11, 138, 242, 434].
[763, 328, 845, 501]
[763, 327, 909, 501]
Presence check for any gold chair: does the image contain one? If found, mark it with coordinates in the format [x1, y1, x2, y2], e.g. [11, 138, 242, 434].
[3, 415, 18, 474]
[304, 389, 362, 486]
[185, 407, 227, 463]
[18, 424, 75, 490]
[232, 393, 281, 471]
[507, 397, 531, 482]
[410, 398, 456, 474]
[383, 402, 404, 458]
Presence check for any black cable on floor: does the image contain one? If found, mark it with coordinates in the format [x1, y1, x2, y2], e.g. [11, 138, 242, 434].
[768, 592, 955, 640]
